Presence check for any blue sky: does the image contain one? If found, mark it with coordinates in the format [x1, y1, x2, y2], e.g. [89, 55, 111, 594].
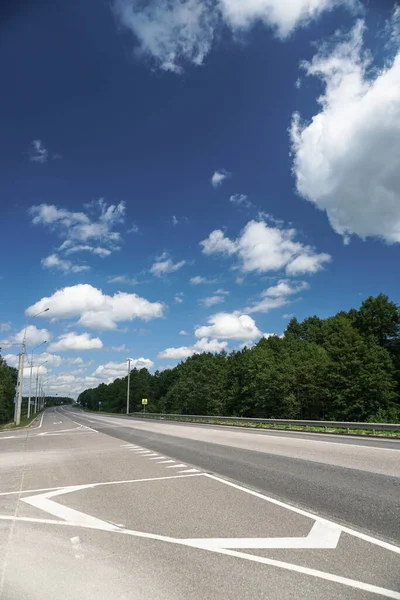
[1, 0, 399, 397]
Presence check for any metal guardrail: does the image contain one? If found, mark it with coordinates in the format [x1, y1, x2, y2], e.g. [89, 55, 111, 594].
[130, 413, 400, 434]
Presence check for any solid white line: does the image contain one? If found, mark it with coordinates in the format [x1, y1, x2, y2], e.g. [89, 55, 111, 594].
[156, 460, 175, 464]
[205, 474, 400, 556]
[0, 436, 17, 440]
[212, 547, 400, 599]
[0, 473, 204, 497]
[178, 469, 199, 474]
[166, 464, 187, 469]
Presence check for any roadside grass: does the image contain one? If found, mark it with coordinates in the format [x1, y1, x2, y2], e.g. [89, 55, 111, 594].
[0, 411, 42, 431]
[76, 407, 400, 438]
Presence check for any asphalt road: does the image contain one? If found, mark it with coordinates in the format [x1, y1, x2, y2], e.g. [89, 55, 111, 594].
[0, 407, 399, 600]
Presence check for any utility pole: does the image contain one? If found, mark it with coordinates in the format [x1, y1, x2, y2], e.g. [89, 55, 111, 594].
[126, 358, 131, 415]
[34, 372, 39, 414]
[13, 353, 22, 422]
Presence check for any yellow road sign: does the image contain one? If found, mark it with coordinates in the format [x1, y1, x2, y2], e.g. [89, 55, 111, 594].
[142, 398, 148, 405]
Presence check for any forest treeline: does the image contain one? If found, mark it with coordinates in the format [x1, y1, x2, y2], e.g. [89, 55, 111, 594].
[74, 293, 398, 423]
[0, 353, 17, 424]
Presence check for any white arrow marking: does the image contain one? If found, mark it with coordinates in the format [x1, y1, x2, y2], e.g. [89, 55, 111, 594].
[182, 520, 341, 550]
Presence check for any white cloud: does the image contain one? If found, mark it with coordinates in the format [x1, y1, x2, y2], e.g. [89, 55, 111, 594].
[93, 358, 154, 380]
[211, 169, 231, 187]
[108, 275, 139, 285]
[199, 295, 226, 308]
[150, 256, 186, 277]
[26, 284, 165, 331]
[200, 229, 237, 255]
[30, 139, 48, 163]
[158, 337, 228, 359]
[246, 279, 309, 314]
[172, 215, 179, 226]
[230, 194, 252, 208]
[195, 312, 261, 341]
[190, 276, 217, 284]
[30, 200, 125, 268]
[200, 220, 330, 274]
[111, 344, 127, 352]
[64, 357, 84, 365]
[64, 245, 112, 257]
[112, 0, 354, 72]
[291, 17, 400, 244]
[179, 330, 189, 335]
[49, 332, 103, 352]
[283, 313, 295, 319]
[214, 288, 229, 295]
[174, 293, 184, 304]
[0, 323, 11, 332]
[1, 325, 51, 347]
[41, 254, 90, 274]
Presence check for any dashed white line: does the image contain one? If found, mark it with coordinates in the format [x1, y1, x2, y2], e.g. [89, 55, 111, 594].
[70, 536, 84, 559]
[166, 464, 187, 469]
[143, 453, 159, 457]
[149, 456, 165, 460]
[156, 460, 175, 464]
[178, 469, 199, 474]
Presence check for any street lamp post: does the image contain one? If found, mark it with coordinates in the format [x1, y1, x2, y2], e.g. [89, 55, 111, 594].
[126, 358, 131, 415]
[27, 342, 47, 419]
[15, 308, 49, 426]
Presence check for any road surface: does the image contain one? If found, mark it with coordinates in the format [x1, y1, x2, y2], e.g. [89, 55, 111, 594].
[0, 406, 399, 599]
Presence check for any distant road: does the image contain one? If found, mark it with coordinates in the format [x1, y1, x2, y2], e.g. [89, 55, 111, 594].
[0, 406, 398, 600]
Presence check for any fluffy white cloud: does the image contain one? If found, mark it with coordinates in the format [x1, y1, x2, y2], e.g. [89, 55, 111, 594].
[190, 276, 217, 284]
[0, 323, 11, 332]
[49, 332, 103, 352]
[158, 337, 228, 359]
[291, 16, 400, 243]
[199, 295, 226, 308]
[41, 254, 90, 274]
[30, 199, 125, 268]
[93, 358, 154, 379]
[112, 0, 353, 72]
[195, 312, 261, 341]
[179, 330, 189, 335]
[200, 229, 237, 255]
[150, 255, 186, 277]
[200, 220, 330, 274]
[1, 325, 51, 347]
[246, 279, 309, 313]
[211, 169, 231, 187]
[26, 284, 164, 331]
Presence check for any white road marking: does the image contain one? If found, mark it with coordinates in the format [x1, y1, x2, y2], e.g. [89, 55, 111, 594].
[70, 536, 84, 559]
[183, 520, 341, 550]
[178, 469, 199, 474]
[149, 456, 166, 460]
[205, 474, 400, 556]
[143, 453, 159, 457]
[0, 436, 17, 440]
[136, 450, 154, 454]
[0, 473, 203, 497]
[1, 475, 396, 600]
[156, 460, 175, 464]
[166, 464, 187, 469]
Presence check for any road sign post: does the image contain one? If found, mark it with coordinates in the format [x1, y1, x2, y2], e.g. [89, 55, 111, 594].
[142, 398, 148, 414]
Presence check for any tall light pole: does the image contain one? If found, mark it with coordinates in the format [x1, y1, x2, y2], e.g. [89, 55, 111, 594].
[15, 307, 49, 425]
[126, 358, 131, 415]
[27, 342, 47, 419]
[13, 353, 22, 422]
